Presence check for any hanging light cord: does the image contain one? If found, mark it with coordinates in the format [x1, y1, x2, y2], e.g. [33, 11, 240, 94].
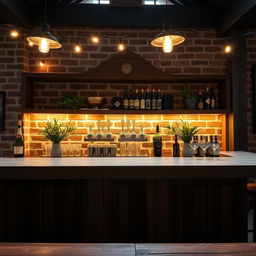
[44, 0, 47, 24]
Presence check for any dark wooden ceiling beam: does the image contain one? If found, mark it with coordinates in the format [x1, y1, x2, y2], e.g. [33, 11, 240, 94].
[218, 0, 256, 35]
[30, 3, 217, 28]
[0, 0, 30, 27]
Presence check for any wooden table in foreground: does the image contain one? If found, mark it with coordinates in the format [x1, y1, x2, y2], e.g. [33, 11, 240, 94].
[0, 243, 256, 256]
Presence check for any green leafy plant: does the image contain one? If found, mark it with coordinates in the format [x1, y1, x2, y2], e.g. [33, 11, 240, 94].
[166, 119, 200, 143]
[181, 87, 196, 101]
[57, 94, 82, 109]
[41, 119, 75, 144]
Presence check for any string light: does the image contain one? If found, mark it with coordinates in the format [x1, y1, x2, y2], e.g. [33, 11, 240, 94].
[39, 60, 45, 67]
[91, 36, 99, 44]
[224, 45, 232, 54]
[74, 43, 82, 53]
[10, 30, 19, 38]
[118, 38, 125, 51]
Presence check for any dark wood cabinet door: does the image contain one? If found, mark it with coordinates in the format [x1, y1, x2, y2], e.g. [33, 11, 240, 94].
[104, 180, 147, 242]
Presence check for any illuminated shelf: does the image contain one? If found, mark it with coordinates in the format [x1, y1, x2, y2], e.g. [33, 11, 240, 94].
[22, 108, 232, 115]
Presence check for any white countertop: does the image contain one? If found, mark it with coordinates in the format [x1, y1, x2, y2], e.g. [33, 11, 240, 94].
[0, 151, 255, 167]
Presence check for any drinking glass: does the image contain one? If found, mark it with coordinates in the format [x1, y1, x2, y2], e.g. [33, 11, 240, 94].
[42, 142, 51, 157]
[135, 142, 141, 156]
[190, 142, 199, 157]
[61, 143, 68, 157]
[120, 142, 126, 156]
[74, 144, 82, 157]
[200, 142, 209, 157]
[68, 143, 76, 157]
[210, 142, 220, 157]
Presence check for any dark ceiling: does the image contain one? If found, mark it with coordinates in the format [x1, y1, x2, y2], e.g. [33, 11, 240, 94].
[0, 0, 255, 35]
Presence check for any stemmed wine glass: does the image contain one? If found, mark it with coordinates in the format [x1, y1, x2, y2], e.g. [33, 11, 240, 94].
[119, 120, 126, 141]
[96, 120, 103, 140]
[130, 120, 137, 140]
[201, 138, 210, 158]
[105, 120, 112, 140]
[190, 141, 199, 157]
[210, 142, 220, 157]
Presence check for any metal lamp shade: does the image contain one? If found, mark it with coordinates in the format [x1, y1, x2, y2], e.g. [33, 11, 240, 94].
[151, 30, 185, 48]
[26, 23, 62, 50]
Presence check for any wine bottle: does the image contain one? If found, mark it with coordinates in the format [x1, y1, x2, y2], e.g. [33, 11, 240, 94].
[208, 135, 214, 156]
[197, 89, 204, 110]
[198, 135, 204, 157]
[129, 90, 134, 110]
[123, 90, 129, 110]
[173, 135, 180, 157]
[210, 91, 216, 109]
[140, 89, 146, 110]
[157, 89, 162, 110]
[214, 135, 220, 157]
[151, 89, 157, 110]
[134, 89, 140, 110]
[204, 87, 211, 110]
[146, 89, 151, 110]
[153, 124, 162, 157]
[13, 120, 24, 157]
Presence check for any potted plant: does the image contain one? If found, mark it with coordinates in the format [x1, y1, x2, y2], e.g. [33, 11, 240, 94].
[57, 94, 82, 109]
[41, 119, 75, 157]
[166, 119, 200, 157]
[181, 87, 197, 110]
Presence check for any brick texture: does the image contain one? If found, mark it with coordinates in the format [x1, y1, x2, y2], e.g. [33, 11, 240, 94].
[23, 113, 225, 157]
[0, 26, 231, 156]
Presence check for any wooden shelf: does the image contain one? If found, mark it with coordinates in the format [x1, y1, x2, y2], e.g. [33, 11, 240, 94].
[22, 108, 232, 115]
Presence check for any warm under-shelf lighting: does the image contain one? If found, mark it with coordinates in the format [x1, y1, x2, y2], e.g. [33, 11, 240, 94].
[39, 60, 45, 67]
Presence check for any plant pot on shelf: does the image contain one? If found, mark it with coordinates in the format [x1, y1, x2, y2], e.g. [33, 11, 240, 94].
[182, 143, 192, 157]
[184, 99, 196, 110]
[62, 104, 75, 109]
[51, 143, 62, 157]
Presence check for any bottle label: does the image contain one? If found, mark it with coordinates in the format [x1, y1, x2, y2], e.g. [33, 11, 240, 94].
[152, 99, 157, 110]
[157, 99, 162, 110]
[146, 99, 151, 109]
[14, 146, 23, 155]
[123, 99, 129, 109]
[140, 99, 145, 110]
[205, 98, 210, 105]
[134, 99, 140, 109]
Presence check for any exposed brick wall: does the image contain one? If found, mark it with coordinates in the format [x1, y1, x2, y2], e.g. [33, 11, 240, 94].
[0, 28, 29, 156]
[0, 26, 230, 156]
[23, 113, 225, 157]
[246, 38, 256, 153]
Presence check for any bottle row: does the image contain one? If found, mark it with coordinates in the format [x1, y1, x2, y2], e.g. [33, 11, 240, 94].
[196, 87, 216, 110]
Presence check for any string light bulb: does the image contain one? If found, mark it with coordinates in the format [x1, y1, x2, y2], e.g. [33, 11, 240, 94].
[74, 43, 82, 53]
[91, 36, 99, 44]
[224, 45, 232, 54]
[118, 38, 125, 51]
[39, 60, 45, 67]
[10, 30, 19, 38]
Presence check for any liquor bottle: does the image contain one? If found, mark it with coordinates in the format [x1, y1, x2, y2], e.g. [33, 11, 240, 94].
[205, 136, 209, 156]
[196, 89, 204, 110]
[204, 87, 211, 110]
[140, 89, 146, 110]
[210, 91, 216, 109]
[134, 89, 140, 110]
[129, 90, 134, 110]
[157, 89, 162, 110]
[208, 135, 214, 156]
[153, 124, 162, 157]
[151, 89, 157, 110]
[123, 90, 129, 110]
[198, 135, 204, 157]
[214, 135, 220, 157]
[13, 120, 24, 157]
[146, 89, 151, 110]
[173, 135, 180, 157]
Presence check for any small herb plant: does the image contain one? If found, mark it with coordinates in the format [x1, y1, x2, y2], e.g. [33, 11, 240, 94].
[57, 94, 82, 109]
[41, 119, 75, 144]
[181, 87, 196, 101]
[166, 119, 200, 143]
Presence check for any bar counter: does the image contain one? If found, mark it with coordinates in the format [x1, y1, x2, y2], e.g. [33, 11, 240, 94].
[0, 151, 255, 179]
[0, 151, 254, 243]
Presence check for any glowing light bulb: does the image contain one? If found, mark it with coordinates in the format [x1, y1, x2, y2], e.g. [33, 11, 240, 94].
[28, 41, 34, 47]
[39, 60, 45, 67]
[10, 30, 19, 38]
[91, 36, 99, 44]
[74, 44, 82, 53]
[224, 45, 232, 54]
[162, 36, 173, 53]
[118, 43, 125, 51]
[39, 38, 50, 53]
